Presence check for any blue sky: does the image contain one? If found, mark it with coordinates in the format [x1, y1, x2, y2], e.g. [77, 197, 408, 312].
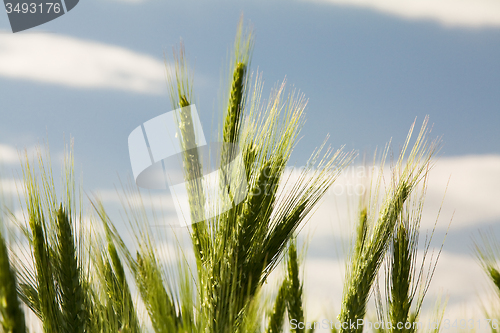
[1, 0, 500, 330]
[1, 0, 499, 176]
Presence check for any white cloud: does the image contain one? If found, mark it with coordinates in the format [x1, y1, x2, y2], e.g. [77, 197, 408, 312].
[295, 251, 491, 331]
[95, 154, 500, 240]
[0, 178, 25, 197]
[0, 34, 169, 94]
[302, 154, 500, 239]
[424, 155, 500, 229]
[96, 188, 177, 211]
[0, 144, 19, 165]
[303, 258, 346, 317]
[424, 250, 483, 301]
[0, 143, 54, 166]
[305, 0, 500, 28]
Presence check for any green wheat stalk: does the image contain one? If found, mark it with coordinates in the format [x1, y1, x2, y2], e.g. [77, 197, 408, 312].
[12, 143, 118, 333]
[54, 205, 86, 333]
[163, 18, 352, 333]
[0, 228, 26, 333]
[286, 239, 305, 333]
[266, 278, 288, 333]
[474, 230, 500, 332]
[0, 17, 460, 333]
[22, 155, 61, 333]
[97, 205, 140, 332]
[338, 118, 439, 333]
[373, 157, 448, 333]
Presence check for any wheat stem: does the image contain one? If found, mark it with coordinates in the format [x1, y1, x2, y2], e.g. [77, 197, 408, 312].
[287, 240, 305, 333]
[267, 279, 288, 333]
[0, 231, 26, 333]
[55, 205, 86, 333]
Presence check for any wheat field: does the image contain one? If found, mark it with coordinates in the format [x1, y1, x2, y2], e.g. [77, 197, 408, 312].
[1, 18, 498, 333]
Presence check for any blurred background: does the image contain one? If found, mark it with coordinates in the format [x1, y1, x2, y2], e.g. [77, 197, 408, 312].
[1, 0, 499, 331]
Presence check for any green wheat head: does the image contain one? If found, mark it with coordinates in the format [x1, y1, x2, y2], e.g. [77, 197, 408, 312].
[12, 143, 115, 333]
[0, 16, 459, 333]
[163, 17, 352, 333]
[338, 118, 439, 333]
[286, 240, 305, 333]
[0, 225, 26, 333]
[474, 230, 500, 333]
[375, 168, 447, 333]
[266, 277, 288, 333]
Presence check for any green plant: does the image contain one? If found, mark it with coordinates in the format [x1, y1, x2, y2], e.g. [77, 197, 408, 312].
[265, 238, 313, 333]
[13, 147, 91, 333]
[159, 18, 351, 333]
[0, 18, 453, 333]
[474, 231, 500, 333]
[0, 220, 26, 333]
[374, 162, 448, 333]
[337, 119, 441, 333]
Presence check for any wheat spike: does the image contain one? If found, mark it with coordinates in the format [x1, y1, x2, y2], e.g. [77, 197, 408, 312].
[0, 231, 26, 333]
